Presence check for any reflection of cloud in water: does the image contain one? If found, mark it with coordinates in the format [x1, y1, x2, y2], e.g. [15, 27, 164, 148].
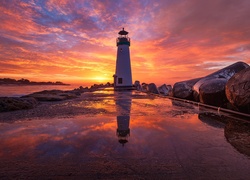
[1, 89, 250, 178]
[0, 116, 116, 160]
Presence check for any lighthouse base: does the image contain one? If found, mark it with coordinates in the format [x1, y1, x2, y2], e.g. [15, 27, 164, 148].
[114, 86, 135, 91]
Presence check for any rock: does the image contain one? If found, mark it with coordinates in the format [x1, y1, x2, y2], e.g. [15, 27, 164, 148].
[199, 78, 228, 106]
[24, 90, 78, 101]
[193, 61, 249, 101]
[72, 86, 89, 94]
[141, 83, 148, 92]
[172, 78, 202, 100]
[148, 83, 159, 94]
[106, 82, 111, 86]
[90, 83, 111, 90]
[225, 67, 250, 113]
[134, 80, 141, 91]
[0, 97, 38, 112]
[158, 84, 172, 96]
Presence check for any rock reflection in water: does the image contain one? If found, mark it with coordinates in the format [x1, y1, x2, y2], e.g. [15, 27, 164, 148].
[198, 112, 226, 129]
[1, 89, 250, 179]
[172, 100, 250, 157]
[198, 110, 250, 157]
[225, 119, 250, 157]
[115, 91, 132, 146]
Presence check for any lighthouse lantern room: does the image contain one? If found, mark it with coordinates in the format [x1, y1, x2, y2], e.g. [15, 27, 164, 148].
[113, 28, 133, 89]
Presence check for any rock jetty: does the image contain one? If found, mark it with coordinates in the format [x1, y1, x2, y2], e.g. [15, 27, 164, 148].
[134, 61, 250, 114]
[172, 61, 249, 113]
[193, 61, 249, 102]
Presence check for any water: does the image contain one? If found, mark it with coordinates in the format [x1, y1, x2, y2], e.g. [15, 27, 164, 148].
[0, 84, 82, 97]
[0, 90, 250, 179]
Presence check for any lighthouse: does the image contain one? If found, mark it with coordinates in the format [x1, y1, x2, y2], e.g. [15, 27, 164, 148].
[113, 28, 133, 89]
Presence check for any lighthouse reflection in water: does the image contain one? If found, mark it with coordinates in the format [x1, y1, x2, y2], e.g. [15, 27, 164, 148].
[115, 91, 132, 146]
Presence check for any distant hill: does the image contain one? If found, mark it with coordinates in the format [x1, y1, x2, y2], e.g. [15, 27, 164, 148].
[0, 78, 70, 86]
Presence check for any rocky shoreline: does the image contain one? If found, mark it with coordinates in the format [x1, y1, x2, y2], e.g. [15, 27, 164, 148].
[135, 61, 250, 115]
[0, 61, 249, 116]
[0, 74, 249, 158]
[0, 83, 112, 113]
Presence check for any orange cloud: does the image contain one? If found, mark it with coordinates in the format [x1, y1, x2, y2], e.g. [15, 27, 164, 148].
[0, 0, 249, 86]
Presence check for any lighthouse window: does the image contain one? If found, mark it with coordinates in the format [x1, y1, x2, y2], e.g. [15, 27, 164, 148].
[118, 78, 123, 84]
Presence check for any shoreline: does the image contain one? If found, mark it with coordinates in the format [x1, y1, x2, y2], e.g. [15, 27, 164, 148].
[1, 82, 250, 119]
[0, 88, 250, 179]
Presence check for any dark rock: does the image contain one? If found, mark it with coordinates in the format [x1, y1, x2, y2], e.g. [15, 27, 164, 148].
[134, 80, 141, 91]
[225, 67, 250, 113]
[172, 78, 202, 100]
[141, 83, 148, 92]
[106, 82, 111, 86]
[199, 78, 228, 107]
[0, 97, 38, 112]
[90, 83, 111, 90]
[23, 90, 78, 101]
[193, 61, 249, 101]
[73, 86, 89, 94]
[148, 83, 159, 94]
[158, 84, 172, 96]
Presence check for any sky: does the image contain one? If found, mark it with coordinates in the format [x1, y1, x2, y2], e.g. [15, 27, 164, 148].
[0, 0, 250, 86]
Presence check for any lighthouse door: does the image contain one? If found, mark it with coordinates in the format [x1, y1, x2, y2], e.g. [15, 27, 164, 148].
[118, 78, 123, 84]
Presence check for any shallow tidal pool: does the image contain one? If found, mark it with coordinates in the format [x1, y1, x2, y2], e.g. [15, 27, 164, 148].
[0, 90, 250, 179]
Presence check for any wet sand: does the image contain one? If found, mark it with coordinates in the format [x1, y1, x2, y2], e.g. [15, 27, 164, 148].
[0, 89, 250, 179]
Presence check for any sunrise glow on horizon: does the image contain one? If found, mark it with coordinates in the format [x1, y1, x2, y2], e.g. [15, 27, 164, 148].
[1, 0, 250, 86]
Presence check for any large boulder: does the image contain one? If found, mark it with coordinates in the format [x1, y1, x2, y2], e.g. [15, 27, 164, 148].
[193, 61, 249, 101]
[148, 83, 159, 94]
[158, 84, 172, 96]
[0, 97, 38, 112]
[225, 67, 250, 113]
[172, 78, 202, 100]
[199, 78, 228, 106]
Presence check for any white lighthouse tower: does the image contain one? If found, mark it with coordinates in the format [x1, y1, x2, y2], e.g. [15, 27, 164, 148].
[113, 28, 133, 89]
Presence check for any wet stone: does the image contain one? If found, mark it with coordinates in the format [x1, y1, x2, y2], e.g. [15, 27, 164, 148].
[193, 61, 249, 102]
[148, 83, 159, 94]
[199, 78, 228, 107]
[173, 78, 201, 100]
[226, 67, 250, 113]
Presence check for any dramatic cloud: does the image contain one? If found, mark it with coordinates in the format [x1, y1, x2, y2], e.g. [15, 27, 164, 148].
[0, 0, 250, 85]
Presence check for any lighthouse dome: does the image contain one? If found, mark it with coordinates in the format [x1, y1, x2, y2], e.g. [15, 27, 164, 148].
[118, 28, 128, 35]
